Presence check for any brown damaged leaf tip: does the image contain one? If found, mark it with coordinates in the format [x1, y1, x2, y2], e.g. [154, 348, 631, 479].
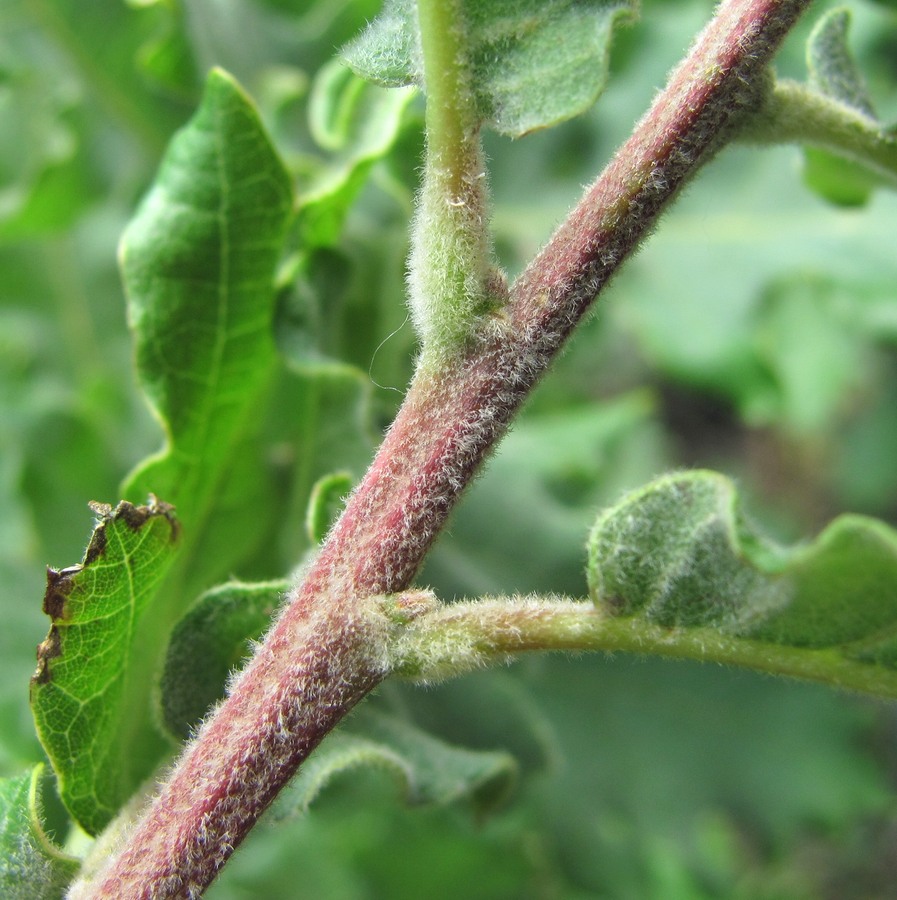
[84, 496, 179, 565]
[32, 627, 62, 686]
[42, 566, 77, 620]
[32, 497, 179, 685]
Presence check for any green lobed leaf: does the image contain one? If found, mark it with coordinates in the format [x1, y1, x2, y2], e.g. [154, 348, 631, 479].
[807, 8, 876, 120]
[799, 8, 893, 206]
[276, 708, 517, 818]
[342, 0, 637, 137]
[30, 499, 179, 836]
[587, 470, 897, 696]
[160, 580, 286, 740]
[0, 765, 80, 900]
[120, 67, 293, 589]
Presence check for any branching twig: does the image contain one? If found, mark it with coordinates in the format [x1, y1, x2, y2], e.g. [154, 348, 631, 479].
[389, 594, 897, 697]
[72, 0, 811, 895]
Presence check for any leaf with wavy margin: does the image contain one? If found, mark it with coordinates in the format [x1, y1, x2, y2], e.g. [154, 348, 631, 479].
[0, 765, 80, 900]
[30, 500, 179, 835]
[342, 0, 637, 137]
[120, 67, 293, 593]
[800, 8, 896, 206]
[587, 470, 897, 697]
[276, 708, 517, 818]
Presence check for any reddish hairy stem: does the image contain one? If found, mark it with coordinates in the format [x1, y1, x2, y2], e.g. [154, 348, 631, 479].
[77, 0, 810, 895]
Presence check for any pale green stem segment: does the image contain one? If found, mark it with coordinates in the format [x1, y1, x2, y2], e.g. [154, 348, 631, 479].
[408, 0, 506, 362]
[743, 78, 897, 188]
[415, 0, 475, 196]
[390, 595, 897, 699]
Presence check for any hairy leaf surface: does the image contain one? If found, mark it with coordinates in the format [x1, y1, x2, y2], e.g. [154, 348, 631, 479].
[161, 580, 286, 739]
[278, 709, 517, 818]
[800, 8, 895, 205]
[0, 766, 79, 900]
[588, 471, 897, 697]
[30, 500, 179, 835]
[807, 8, 876, 118]
[343, 0, 637, 137]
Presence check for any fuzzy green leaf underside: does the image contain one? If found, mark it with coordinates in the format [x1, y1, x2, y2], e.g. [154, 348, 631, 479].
[342, 0, 637, 137]
[800, 8, 894, 206]
[277, 708, 517, 818]
[160, 579, 287, 739]
[0, 766, 80, 900]
[807, 8, 875, 119]
[587, 471, 897, 697]
[30, 500, 180, 836]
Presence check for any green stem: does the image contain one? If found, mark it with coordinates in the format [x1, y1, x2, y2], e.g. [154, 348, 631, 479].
[408, 0, 505, 359]
[416, 0, 477, 196]
[743, 78, 897, 187]
[392, 595, 897, 698]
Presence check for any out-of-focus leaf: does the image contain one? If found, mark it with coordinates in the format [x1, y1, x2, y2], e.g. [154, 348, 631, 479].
[0, 29, 95, 238]
[386, 672, 560, 776]
[801, 146, 880, 207]
[22, 0, 190, 151]
[343, 0, 637, 137]
[160, 580, 285, 740]
[807, 8, 876, 118]
[0, 765, 80, 900]
[612, 145, 897, 431]
[298, 60, 415, 245]
[20, 407, 125, 565]
[798, 8, 895, 206]
[277, 709, 517, 818]
[275, 219, 414, 388]
[275, 248, 356, 367]
[30, 499, 180, 835]
[834, 374, 897, 515]
[306, 471, 354, 543]
[133, 2, 199, 101]
[587, 470, 897, 697]
[121, 67, 293, 591]
[749, 275, 870, 434]
[520, 653, 888, 896]
[261, 366, 377, 570]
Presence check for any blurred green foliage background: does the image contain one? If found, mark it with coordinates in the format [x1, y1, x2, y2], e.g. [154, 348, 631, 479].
[3, 0, 897, 896]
